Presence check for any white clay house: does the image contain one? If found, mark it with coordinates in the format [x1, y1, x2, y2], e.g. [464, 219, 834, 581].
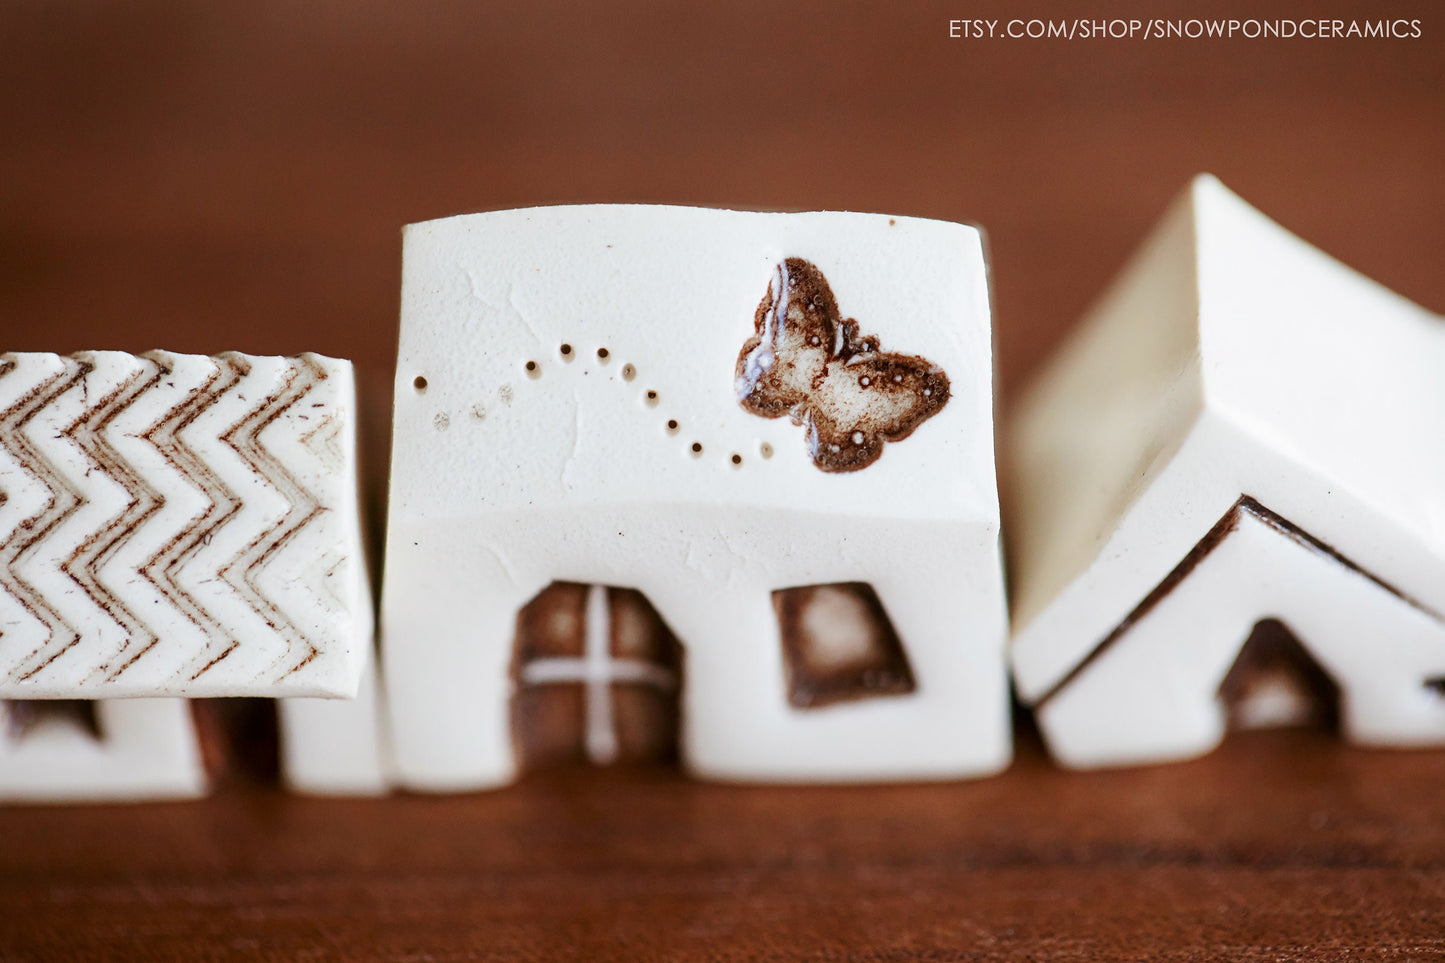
[381, 205, 1009, 790]
[1005, 176, 1445, 769]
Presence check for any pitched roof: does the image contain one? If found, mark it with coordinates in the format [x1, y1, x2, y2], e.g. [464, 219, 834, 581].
[1006, 176, 1445, 699]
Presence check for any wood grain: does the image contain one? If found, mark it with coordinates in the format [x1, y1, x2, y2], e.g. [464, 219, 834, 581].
[1, 730, 1442, 961]
[0, 0, 1442, 958]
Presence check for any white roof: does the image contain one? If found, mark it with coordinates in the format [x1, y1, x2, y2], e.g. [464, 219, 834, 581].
[1194, 176, 1445, 554]
[393, 205, 998, 523]
[1007, 175, 1445, 640]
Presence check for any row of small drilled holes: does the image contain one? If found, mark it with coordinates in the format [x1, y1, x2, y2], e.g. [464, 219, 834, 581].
[539, 343, 769, 467]
[414, 344, 775, 468]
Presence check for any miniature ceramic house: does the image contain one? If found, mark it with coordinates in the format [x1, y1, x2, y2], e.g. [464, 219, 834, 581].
[382, 205, 1008, 790]
[0, 658, 389, 802]
[0, 661, 389, 802]
[0, 350, 381, 800]
[1005, 175, 1445, 769]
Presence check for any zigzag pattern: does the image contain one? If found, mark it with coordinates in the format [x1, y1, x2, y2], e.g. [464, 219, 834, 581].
[0, 351, 366, 698]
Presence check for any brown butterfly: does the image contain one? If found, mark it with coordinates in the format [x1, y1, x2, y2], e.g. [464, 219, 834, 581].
[734, 258, 950, 472]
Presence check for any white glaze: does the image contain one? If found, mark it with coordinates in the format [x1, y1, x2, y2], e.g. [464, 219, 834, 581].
[279, 640, 392, 795]
[382, 204, 1008, 789]
[1006, 175, 1445, 768]
[0, 351, 368, 698]
[0, 698, 205, 802]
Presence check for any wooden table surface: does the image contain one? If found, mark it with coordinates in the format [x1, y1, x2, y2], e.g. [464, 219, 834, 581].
[2, 729, 1443, 961]
[1, 1, 1442, 959]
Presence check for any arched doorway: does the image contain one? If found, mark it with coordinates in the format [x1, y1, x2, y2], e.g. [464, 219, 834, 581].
[1218, 618, 1341, 732]
[511, 583, 683, 770]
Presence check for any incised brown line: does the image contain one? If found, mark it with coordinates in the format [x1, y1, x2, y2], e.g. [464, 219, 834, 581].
[1033, 495, 1445, 709]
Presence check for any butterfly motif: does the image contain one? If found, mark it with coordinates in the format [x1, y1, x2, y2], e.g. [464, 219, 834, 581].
[734, 258, 950, 472]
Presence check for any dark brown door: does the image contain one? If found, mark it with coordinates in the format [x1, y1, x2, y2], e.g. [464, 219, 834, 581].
[511, 583, 683, 770]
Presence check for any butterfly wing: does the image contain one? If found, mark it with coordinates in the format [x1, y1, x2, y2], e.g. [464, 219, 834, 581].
[735, 258, 840, 420]
[805, 352, 950, 472]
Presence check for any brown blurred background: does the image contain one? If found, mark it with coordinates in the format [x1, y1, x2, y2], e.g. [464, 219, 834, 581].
[1, 5, 1443, 956]
[3, 0, 1441, 408]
